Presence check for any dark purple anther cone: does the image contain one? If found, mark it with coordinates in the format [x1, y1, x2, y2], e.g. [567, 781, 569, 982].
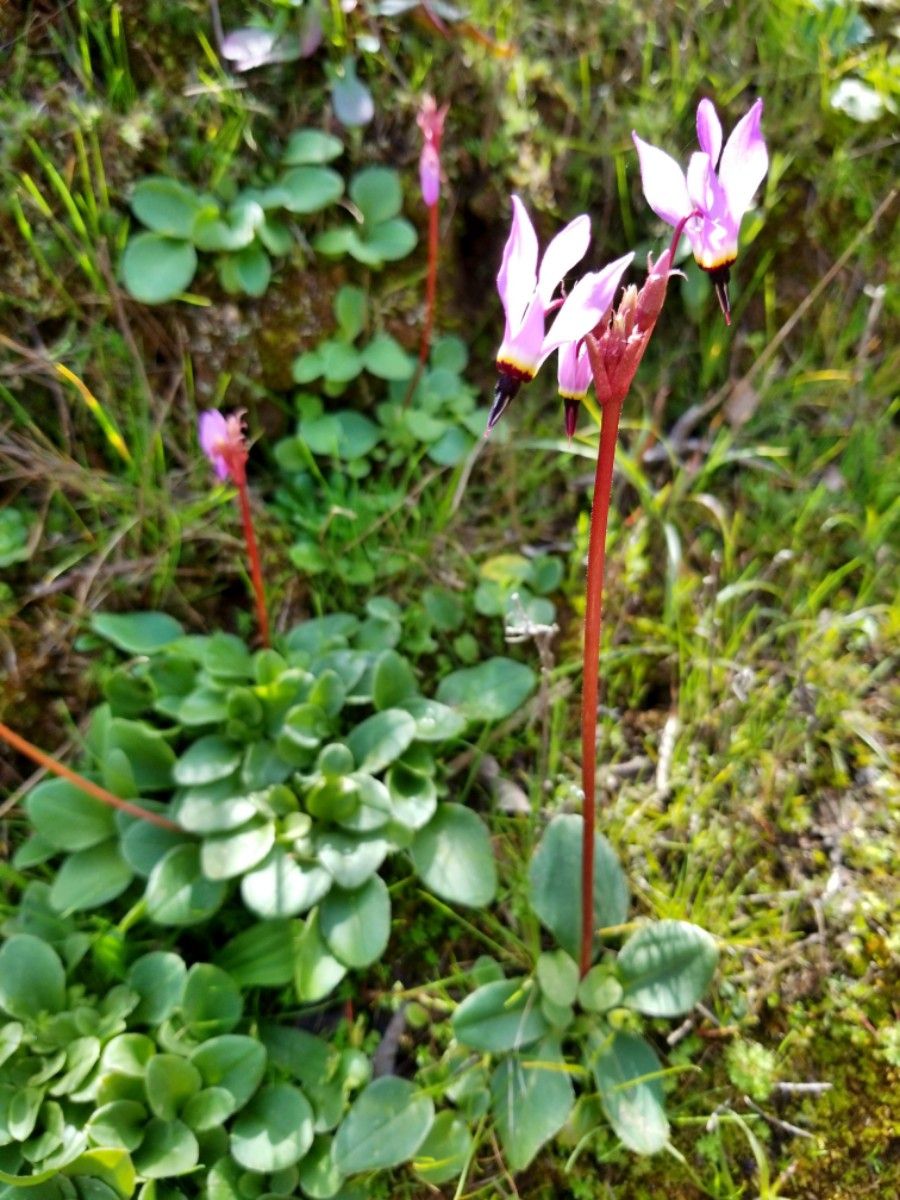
[707, 263, 732, 325]
[564, 398, 580, 441]
[487, 371, 523, 432]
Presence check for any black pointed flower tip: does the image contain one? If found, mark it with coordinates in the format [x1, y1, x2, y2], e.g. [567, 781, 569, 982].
[563, 398, 580, 442]
[486, 370, 523, 434]
[707, 263, 732, 326]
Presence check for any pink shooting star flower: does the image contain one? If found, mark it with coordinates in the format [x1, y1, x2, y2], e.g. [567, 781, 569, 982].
[417, 94, 448, 208]
[492, 195, 633, 430]
[632, 98, 768, 323]
[199, 409, 269, 647]
[199, 408, 249, 486]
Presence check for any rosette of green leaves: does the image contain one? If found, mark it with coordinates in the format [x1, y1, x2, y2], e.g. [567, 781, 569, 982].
[121, 129, 344, 303]
[442, 815, 719, 1166]
[0, 934, 381, 1194]
[274, 337, 493, 582]
[290, 284, 414, 396]
[15, 606, 534, 1003]
[314, 166, 417, 267]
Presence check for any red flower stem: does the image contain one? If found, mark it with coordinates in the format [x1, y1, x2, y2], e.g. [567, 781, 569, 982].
[403, 201, 440, 409]
[235, 479, 270, 649]
[420, 200, 440, 365]
[578, 359, 623, 977]
[0, 720, 181, 831]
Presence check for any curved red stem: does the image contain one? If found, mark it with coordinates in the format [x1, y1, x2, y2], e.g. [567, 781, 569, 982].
[578, 349, 623, 976]
[419, 201, 440, 366]
[0, 720, 181, 831]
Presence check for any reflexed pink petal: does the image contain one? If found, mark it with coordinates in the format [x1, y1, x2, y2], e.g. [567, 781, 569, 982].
[719, 99, 768, 219]
[497, 296, 546, 373]
[540, 252, 634, 360]
[632, 134, 692, 227]
[696, 99, 723, 164]
[496, 195, 539, 333]
[536, 214, 591, 305]
[419, 144, 440, 206]
[557, 340, 592, 398]
[199, 410, 226, 459]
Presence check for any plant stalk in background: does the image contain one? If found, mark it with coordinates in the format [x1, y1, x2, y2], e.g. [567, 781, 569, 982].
[416, 95, 448, 367]
[199, 409, 271, 647]
[0, 720, 180, 831]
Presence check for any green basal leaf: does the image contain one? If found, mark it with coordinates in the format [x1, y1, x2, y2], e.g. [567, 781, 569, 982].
[189, 1036, 266, 1113]
[215, 920, 297, 988]
[173, 737, 241, 787]
[528, 814, 629, 962]
[132, 1118, 198, 1179]
[181, 964, 243, 1038]
[127, 953, 187, 1026]
[145, 1055, 203, 1121]
[333, 1078, 433, 1175]
[145, 845, 227, 927]
[241, 848, 332, 920]
[200, 819, 275, 881]
[412, 1110, 472, 1185]
[121, 234, 197, 305]
[316, 832, 389, 891]
[229, 1084, 314, 1173]
[535, 950, 579, 1009]
[333, 285, 366, 341]
[85, 1101, 147, 1152]
[294, 910, 347, 1003]
[436, 657, 536, 723]
[25, 780, 117, 852]
[218, 242, 271, 297]
[346, 709, 416, 774]
[131, 178, 205, 238]
[349, 167, 402, 225]
[451, 980, 549, 1054]
[49, 841, 134, 913]
[361, 334, 413, 381]
[590, 1030, 669, 1155]
[490, 1038, 574, 1172]
[277, 167, 344, 214]
[410, 804, 496, 908]
[282, 129, 343, 166]
[361, 217, 418, 264]
[617, 920, 718, 1017]
[319, 876, 390, 969]
[576, 966, 624, 1014]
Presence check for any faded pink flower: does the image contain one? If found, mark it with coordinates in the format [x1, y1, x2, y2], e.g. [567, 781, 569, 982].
[199, 409, 249, 486]
[417, 94, 448, 207]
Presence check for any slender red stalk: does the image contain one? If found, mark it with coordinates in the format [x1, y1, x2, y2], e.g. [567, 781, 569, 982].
[235, 479, 270, 648]
[419, 200, 440, 366]
[403, 202, 441, 409]
[577, 381, 623, 977]
[0, 720, 181, 831]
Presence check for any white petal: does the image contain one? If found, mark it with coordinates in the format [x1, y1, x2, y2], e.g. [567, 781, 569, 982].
[632, 134, 692, 227]
[536, 213, 591, 305]
[696, 99, 723, 164]
[719, 99, 768, 221]
[540, 252, 634, 362]
[496, 195, 538, 332]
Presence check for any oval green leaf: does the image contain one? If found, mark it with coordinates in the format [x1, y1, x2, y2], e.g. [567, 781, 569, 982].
[410, 804, 496, 908]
